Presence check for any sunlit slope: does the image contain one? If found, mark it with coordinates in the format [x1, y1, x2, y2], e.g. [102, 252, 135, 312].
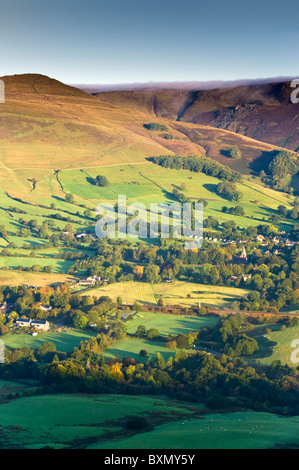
[96, 82, 299, 151]
[0, 73, 294, 206]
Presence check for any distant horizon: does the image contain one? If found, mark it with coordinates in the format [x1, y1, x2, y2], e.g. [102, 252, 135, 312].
[71, 76, 297, 93]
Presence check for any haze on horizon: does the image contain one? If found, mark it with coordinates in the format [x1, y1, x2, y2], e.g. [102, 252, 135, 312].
[0, 0, 298, 85]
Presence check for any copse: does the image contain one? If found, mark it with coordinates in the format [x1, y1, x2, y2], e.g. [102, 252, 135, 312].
[92, 175, 109, 187]
[228, 146, 242, 160]
[216, 181, 242, 201]
[151, 155, 242, 183]
[143, 122, 168, 132]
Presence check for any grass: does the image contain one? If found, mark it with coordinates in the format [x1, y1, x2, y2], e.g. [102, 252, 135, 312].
[103, 337, 180, 362]
[125, 311, 218, 337]
[0, 257, 74, 273]
[2, 329, 98, 352]
[91, 411, 299, 449]
[0, 394, 196, 449]
[0, 270, 76, 287]
[1, 392, 297, 449]
[252, 325, 299, 366]
[89, 280, 250, 308]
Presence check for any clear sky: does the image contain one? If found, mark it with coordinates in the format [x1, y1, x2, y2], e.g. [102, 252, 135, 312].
[0, 0, 298, 85]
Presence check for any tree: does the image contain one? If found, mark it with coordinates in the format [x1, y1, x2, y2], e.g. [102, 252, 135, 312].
[72, 312, 88, 329]
[65, 193, 74, 204]
[139, 349, 148, 357]
[93, 175, 109, 187]
[143, 264, 161, 284]
[147, 328, 160, 339]
[228, 146, 242, 160]
[136, 325, 147, 337]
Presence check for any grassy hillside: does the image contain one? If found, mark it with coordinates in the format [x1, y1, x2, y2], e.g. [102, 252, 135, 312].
[0, 392, 297, 449]
[96, 82, 299, 151]
[0, 74, 296, 285]
[87, 280, 250, 308]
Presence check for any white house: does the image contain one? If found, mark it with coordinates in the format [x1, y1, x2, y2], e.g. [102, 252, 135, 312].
[31, 320, 50, 331]
[40, 305, 52, 312]
[16, 319, 31, 328]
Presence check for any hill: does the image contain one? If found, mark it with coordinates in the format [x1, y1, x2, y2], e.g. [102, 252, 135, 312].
[95, 81, 299, 151]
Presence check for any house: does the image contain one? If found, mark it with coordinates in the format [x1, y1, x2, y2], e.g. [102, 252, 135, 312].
[31, 320, 50, 331]
[0, 302, 7, 311]
[79, 279, 94, 286]
[40, 305, 52, 312]
[230, 276, 238, 283]
[16, 319, 31, 328]
[256, 235, 264, 243]
[0, 302, 10, 315]
[76, 233, 87, 239]
[79, 275, 100, 286]
[86, 275, 101, 283]
[242, 274, 252, 282]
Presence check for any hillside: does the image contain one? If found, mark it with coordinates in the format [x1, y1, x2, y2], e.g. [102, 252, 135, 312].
[0, 74, 296, 251]
[95, 81, 299, 151]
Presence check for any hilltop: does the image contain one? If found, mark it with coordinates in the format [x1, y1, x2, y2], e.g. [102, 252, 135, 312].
[0, 74, 289, 180]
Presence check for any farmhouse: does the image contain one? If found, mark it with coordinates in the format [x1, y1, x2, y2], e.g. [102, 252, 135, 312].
[78, 275, 100, 286]
[16, 319, 31, 328]
[31, 320, 50, 331]
[0, 302, 13, 315]
[40, 305, 52, 312]
[76, 233, 87, 239]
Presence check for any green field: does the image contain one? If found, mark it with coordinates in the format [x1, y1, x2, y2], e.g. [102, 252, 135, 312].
[91, 411, 299, 450]
[0, 393, 297, 449]
[252, 325, 299, 367]
[125, 311, 218, 337]
[0, 394, 197, 449]
[2, 329, 98, 352]
[104, 337, 180, 362]
[89, 280, 250, 308]
[0, 379, 37, 399]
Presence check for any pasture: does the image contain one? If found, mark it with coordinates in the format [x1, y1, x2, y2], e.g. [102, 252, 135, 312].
[89, 280, 250, 308]
[125, 311, 218, 337]
[91, 411, 299, 449]
[1, 392, 297, 449]
[253, 325, 299, 367]
[0, 394, 196, 449]
[103, 337, 179, 362]
[2, 329, 98, 353]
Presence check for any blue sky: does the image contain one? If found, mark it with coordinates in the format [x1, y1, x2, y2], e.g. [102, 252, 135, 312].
[0, 0, 298, 84]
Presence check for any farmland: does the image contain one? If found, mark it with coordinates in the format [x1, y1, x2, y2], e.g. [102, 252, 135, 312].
[92, 410, 299, 450]
[2, 329, 98, 352]
[0, 393, 297, 449]
[252, 325, 299, 367]
[88, 280, 250, 308]
[0, 74, 298, 451]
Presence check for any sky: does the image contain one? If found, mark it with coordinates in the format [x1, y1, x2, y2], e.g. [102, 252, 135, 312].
[0, 0, 298, 85]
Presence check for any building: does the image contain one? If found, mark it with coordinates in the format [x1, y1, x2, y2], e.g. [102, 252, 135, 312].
[76, 233, 87, 239]
[40, 305, 52, 312]
[232, 246, 248, 264]
[79, 275, 100, 286]
[16, 319, 31, 328]
[31, 320, 50, 331]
